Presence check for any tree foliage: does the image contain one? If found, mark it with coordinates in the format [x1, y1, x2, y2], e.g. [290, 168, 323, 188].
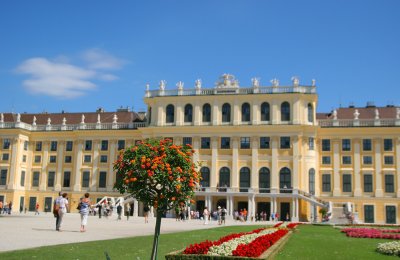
[113, 138, 200, 212]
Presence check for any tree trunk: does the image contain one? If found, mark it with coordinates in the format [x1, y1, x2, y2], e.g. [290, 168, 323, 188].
[150, 210, 162, 260]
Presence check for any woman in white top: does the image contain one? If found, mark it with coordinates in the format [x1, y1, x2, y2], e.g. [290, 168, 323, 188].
[203, 207, 209, 225]
[57, 193, 69, 232]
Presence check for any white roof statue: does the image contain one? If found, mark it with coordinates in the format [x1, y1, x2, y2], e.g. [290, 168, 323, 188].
[97, 114, 101, 124]
[81, 114, 85, 124]
[176, 81, 184, 90]
[311, 79, 316, 87]
[0, 113, 4, 123]
[291, 76, 299, 87]
[375, 109, 380, 120]
[47, 117, 51, 126]
[397, 107, 400, 120]
[251, 77, 260, 88]
[353, 109, 360, 120]
[62, 117, 66, 125]
[270, 78, 279, 87]
[333, 109, 337, 120]
[159, 80, 166, 90]
[32, 116, 37, 126]
[195, 79, 202, 89]
[113, 114, 118, 124]
[16, 113, 21, 123]
[145, 83, 150, 92]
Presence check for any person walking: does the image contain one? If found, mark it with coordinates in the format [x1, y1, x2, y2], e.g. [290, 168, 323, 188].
[203, 207, 209, 225]
[79, 193, 91, 232]
[54, 192, 62, 231]
[96, 203, 102, 219]
[125, 203, 130, 221]
[57, 193, 69, 232]
[143, 205, 150, 223]
[35, 202, 40, 215]
[116, 203, 122, 221]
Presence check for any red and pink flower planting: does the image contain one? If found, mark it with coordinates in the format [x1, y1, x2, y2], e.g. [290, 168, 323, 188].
[341, 228, 400, 239]
[182, 224, 299, 257]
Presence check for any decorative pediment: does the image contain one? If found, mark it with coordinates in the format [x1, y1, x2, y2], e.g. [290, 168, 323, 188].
[215, 74, 239, 89]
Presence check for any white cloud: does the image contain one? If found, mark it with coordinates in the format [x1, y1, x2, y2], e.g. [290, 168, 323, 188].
[82, 48, 125, 70]
[16, 49, 125, 98]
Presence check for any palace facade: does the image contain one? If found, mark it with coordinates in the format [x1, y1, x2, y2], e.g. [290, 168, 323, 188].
[1, 74, 399, 223]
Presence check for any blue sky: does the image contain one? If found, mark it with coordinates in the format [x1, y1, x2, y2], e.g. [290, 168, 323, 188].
[1, 0, 399, 113]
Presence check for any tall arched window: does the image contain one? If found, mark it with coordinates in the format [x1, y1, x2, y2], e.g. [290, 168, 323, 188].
[308, 103, 314, 123]
[219, 167, 230, 190]
[202, 103, 211, 123]
[166, 104, 175, 123]
[241, 103, 250, 122]
[222, 103, 231, 123]
[281, 102, 290, 121]
[184, 104, 193, 123]
[200, 167, 210, 188]
[279, 167, 291, 193]
[239, 167, 251, 192]
[259, 167, 270, 193]
[261, 102, 270, 121]
[309, 168, 315, 195]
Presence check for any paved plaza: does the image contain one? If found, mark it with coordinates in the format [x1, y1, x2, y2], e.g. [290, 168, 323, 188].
[0, 212, 263, 252]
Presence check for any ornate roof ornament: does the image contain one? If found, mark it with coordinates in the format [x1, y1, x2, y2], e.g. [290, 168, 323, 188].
[32, 116, 37, 126]
[62, 117, 66, 125]
[333, 109, 337, 120]
[176, 81, 184, 90]
[159, 80, 166, 90]
[353, 109, 360, 120]
[397, 107, 400, 120]
[270, 78, 279, 87]
[215, 74, 239, 89]
[81, 114, 85, 124]
[97, 114, 101, 124]
[195, 79, 202, 89]
[16, 113, 21, 123]
[0, 113, 4, 123]
[311, 79, 316, 87]
[113, 114, 118, 124]
[291, 76, 299, 87]
[47, 117, 51, 126]
[251, 77, 260, 88]
[375, 109, 380, 120]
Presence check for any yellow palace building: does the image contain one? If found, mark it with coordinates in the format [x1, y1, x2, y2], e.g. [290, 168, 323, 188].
[1, 74, 399, 224]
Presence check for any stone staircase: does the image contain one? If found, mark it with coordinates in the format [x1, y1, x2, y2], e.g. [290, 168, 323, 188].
[328, 207, 351, 224]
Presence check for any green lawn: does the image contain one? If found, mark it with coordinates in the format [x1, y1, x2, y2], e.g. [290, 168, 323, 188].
[276, 224, 396, 260]
[0, 224, 396, 259]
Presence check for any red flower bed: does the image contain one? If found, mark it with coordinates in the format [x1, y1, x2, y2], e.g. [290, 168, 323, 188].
[273, 222, 283, 228]
[183, 228, 266, 255]
[341, 228, 400, 239]
[286, 223, 300, 229]
[232, 229, 289, 257]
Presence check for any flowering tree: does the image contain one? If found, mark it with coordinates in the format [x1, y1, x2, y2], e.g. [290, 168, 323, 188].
[113, 138, 200, 260]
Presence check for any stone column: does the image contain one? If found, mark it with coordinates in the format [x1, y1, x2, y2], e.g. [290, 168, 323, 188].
[40, 141, 50, 191]
[73, 140, 83, 191]
[293, 98, 301, 125]
[157, 105, 164, 127]
[91, 140, 100, 192]
[333, 140, 341, 196]
[8, 138, 21, 190]
[233, 100, 240, 125]
[251, 102, 259, 125]
[354, 139, 362, 196]
[176, 102, 183, 126]
[396, 138, 400, 197]
[251, 137, 258, 189]
[375, 138, 383, 197]
[232, 137, 239, 189]
[295, 198, 299, 221]
[107, 140, 116, 191]
[134, 198, 139, 218]
[292, 136, 300, 190]
[272, 100, 279, 125]
[271, 137, 279, 193]
[194, 101, 201, 126]
[251, 195, 256, 220]
[54, 141, 64, 191]
[212, 101, 219, 126]
[229, 196, 234, 217]
[291, 198, 295, 221]
[211, 137, 218, 188]
[247, 195, 252, 222]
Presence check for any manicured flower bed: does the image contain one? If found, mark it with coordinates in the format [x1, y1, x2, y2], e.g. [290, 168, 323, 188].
[181, 225, 298, 258]
[341, 228, 400, 239]
[376, 241, 400, 256]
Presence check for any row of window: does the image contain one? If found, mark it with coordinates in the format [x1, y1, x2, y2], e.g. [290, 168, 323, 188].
[0, 169, 108, 188]
[1, 139, 127, 151]
[163, 102, 314, 124]
[321, 139, 395, 152]
[321, 174, 395, 193]
[30, 154, 110, 164]
[364, 205, 396, 224]
[321, 155, 395, 165]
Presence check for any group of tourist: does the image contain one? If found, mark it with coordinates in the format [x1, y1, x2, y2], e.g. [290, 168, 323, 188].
[0, 200, 12, 214]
